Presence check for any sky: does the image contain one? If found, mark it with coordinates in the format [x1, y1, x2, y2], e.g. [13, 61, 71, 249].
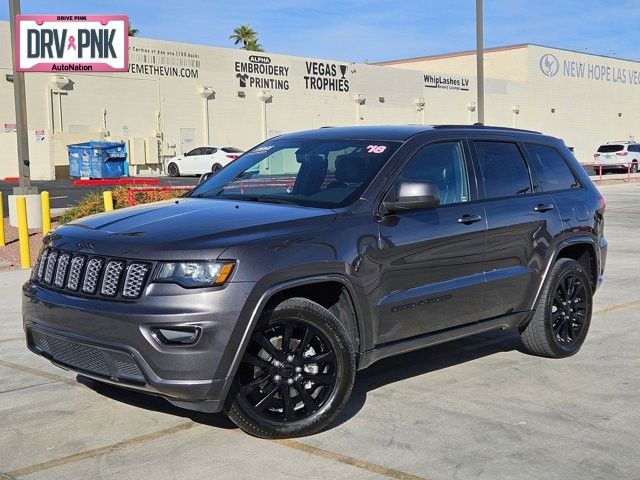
[2, 0, 639, 63]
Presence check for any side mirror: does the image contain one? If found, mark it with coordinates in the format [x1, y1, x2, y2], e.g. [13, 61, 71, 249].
[198, 171, 214, 184]
[383, 180, 440, 214]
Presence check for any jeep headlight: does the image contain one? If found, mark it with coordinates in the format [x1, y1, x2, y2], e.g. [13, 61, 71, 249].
[153, 261, 235, 288]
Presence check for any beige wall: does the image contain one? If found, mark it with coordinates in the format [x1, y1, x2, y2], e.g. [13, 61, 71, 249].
[379, 44, 640, 164]
[3, 21, 640, 180]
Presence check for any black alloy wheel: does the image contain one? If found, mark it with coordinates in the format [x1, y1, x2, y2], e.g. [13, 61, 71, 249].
[211, 163, 222, 173]
[550, 272, 588, 345]
[225, 298, 355, 438]
[520, 258, 592, 358]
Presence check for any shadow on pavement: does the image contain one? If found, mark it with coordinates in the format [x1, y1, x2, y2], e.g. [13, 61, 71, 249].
[76, 327, 523, 434]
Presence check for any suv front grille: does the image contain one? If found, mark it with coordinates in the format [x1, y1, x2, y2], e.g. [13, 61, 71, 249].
[35, 248, 151, 300]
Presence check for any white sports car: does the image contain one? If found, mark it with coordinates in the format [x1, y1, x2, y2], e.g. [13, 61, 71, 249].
[166, 146, 244, 177]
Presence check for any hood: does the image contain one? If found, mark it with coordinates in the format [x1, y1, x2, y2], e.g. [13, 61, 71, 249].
[48, 198, 337, 260]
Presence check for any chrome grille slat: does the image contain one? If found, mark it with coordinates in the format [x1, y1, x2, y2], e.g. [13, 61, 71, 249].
[36, 249, 49, 280]
[122, 263, 149, 299]
[37, 249, 150, 300]
[43, 250, 58, 284]
[100, 261, 125, 297]
[54, 253, 71, 287]
[82, 258, 104, 294]
[67, 256, 85, 291]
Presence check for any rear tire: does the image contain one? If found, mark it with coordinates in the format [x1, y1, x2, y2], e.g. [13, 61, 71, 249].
[211, 163, 222, 174]
[520, 259, 592, 358]
[225, 298, 356, 438]
[167, 163, 180, 177]
[631, 161, 638, 174]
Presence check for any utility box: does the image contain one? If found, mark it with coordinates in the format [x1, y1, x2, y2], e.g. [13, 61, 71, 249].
[67, 141, 128, 179]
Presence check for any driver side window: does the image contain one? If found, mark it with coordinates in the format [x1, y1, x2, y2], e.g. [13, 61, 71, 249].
[399, 141, 470, 205]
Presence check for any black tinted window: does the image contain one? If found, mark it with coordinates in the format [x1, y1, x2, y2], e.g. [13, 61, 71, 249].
[597, 144, 623, 153]
[399, 142, 469, 205]
[475, 142, 531, 199]
[526, 143, 578, 192]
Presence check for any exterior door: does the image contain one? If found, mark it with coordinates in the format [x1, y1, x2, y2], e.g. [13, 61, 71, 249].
[180, 128, 196, 155]
[376, 140, 487, 344]
[471, 139, 562, 318]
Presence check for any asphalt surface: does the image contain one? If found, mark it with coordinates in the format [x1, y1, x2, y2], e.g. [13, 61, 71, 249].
[0, 177, 199, 213]
[0, 183, 639, 479]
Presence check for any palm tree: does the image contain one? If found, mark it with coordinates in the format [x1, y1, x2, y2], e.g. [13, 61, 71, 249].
[128, 22, 139, 37]
[245, 39, 264, 52]
[229, 25, 262, 50]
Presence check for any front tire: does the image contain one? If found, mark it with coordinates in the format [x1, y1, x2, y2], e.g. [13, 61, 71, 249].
[520, 259, 592, 358]
[167, 163, 180, 177]
[225, 298, 356, 438]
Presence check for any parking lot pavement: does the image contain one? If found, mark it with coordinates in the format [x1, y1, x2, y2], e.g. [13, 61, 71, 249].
[1, 183, 639, 480]
[0, 177, 199, 211]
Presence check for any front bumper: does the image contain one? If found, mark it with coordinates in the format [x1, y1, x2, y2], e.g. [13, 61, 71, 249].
[22, 279, 255, 413]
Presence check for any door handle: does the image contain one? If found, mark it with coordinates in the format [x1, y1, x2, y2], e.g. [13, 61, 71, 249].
[534, 203, 555, 212]
[458, 214, 483, 225]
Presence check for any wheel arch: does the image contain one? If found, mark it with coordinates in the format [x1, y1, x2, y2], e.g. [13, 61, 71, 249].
[219, 274, 367, 403]
[528, 237, 599, 313]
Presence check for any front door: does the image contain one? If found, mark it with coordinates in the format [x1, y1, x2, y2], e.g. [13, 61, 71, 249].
[376, 140, 487, 344]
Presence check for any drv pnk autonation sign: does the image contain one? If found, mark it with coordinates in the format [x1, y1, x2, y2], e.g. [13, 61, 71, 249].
[16, 15, 128, 72]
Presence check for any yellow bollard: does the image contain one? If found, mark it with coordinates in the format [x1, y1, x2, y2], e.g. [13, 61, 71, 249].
[41, 191, 51, 235]
[16, 196, 31, 269]
[0, 191, 5, 247]
[103, 190, 114, 212]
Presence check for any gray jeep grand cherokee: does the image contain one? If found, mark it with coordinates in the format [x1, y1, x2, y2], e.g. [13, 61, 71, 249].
[23, 125, 607, 438]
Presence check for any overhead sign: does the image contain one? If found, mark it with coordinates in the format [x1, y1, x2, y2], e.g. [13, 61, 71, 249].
[16, 15, 128, 72]
[234, 54, 290, 90]
[424, 73, 471, 92]
[538, 52, 640, 86]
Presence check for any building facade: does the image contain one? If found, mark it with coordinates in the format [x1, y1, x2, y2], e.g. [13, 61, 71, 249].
[1, 20, 638, 180]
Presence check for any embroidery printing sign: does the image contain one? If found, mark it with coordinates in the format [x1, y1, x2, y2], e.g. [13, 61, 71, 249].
[16, 15, 128, 72]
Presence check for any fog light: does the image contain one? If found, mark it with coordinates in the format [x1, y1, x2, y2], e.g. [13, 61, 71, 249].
[151, 327, 200, 345]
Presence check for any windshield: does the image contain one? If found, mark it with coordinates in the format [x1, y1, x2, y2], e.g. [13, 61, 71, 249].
[597, 145, 623, 153]
[189, 138, 401, 208]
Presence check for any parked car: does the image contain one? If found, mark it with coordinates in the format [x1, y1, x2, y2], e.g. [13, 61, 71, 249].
[166, 146, 244, 177]
[24, 125, 607, 438]
[593, 141, 640, 173]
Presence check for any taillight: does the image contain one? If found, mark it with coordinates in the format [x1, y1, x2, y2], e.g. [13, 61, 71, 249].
[615, 151, 628, 156]
[226, 154, 239, 160]
[597, 194, 606, 213]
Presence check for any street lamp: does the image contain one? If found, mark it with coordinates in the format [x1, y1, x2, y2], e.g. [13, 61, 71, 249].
[511, 104, 520, 127]
[467, 101, 476, 124]
[258, 91, 272, 140]
[414, 97, 425, 125]
[353, 93, 366, 125]
[198, 86, 214, 145]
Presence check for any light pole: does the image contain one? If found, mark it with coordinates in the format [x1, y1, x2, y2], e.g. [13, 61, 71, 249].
[414, 97, 425, 125]
[8, 0, 36, 194]
[476, 0, 484, 125]
[467, 101, 476, 124]
[511, 105, 520, 127]
[258, 91, 272, 140]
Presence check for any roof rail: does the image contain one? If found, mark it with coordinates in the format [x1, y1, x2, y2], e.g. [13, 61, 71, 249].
[432, 124, 542, 134]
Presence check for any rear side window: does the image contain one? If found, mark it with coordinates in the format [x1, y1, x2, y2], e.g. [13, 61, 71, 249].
[222, 147, 243, 153]
[525, 143, 579, 192]
[628, 144, 640, 153]
[597, 145, 623, 153]
[474, 141, 532, 199]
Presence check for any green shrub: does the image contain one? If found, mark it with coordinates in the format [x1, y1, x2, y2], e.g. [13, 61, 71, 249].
[58, 186, 190, 224]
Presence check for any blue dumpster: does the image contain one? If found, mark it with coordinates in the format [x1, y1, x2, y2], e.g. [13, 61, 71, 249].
[67, 141, 128, 179]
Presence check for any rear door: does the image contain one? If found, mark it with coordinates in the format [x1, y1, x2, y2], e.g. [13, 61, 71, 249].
[197, 147, 217, 172]
[375, 138, 487, 343]
[471, 138, 562, 318]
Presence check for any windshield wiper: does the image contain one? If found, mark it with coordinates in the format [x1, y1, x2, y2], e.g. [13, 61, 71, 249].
[244, 195, 298, 206]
